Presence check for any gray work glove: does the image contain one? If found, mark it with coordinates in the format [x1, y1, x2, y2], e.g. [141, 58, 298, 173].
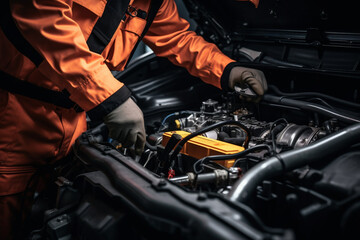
[103, 98, 146, 155]
[229, 66, 268, 101]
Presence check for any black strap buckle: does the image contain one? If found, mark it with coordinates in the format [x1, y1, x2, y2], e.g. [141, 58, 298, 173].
[127, 5, 138, 17]
[126, 5, 147, 19]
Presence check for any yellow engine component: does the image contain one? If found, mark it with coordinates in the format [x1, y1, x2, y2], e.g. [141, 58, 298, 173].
[162, 131, 244, 168]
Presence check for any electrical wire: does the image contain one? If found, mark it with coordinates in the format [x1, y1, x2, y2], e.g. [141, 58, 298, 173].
[203, 162, 230, 172]
[161, 113, 176, 126]
[268, 118, 288, 134]
[169, 120, 251, 168]
[143, 151, 155, 168]
[306, 97, 334, 109]
[160, 111, 192, 127]
[232, 158, 247, 167]
[268, 118, 288, 154]
[193, 144, 272, 174]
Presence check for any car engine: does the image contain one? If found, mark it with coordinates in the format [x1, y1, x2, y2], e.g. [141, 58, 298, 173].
[136, 86, 360, 240]
[26, 58, 360, 239]
[24, 0, 360, 239]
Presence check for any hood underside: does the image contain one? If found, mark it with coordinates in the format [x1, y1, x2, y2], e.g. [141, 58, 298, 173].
[183, 0, 360, 77]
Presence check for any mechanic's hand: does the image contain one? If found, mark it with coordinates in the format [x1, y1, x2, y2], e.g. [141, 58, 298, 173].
[103, 98, 146, 156]
[229, 66, 267, 101]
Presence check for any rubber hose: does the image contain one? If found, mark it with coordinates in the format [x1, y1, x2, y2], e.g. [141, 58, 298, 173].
[228, 123, 360, 203]
[263, 95, 360, 124]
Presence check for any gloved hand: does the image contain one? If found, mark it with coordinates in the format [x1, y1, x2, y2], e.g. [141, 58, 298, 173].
[229, 66, 267, 101]
[103, 98, 146, 155]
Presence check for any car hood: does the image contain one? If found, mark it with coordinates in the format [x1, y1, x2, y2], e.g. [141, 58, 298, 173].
[182, 0, 360, 77]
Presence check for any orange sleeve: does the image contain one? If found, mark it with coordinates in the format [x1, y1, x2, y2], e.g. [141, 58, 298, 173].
[143, 0, 235, 90]
[10, 0, 125, 112]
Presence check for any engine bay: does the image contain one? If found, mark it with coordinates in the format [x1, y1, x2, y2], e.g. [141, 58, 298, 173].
[135, 86, 360, 240]
[26, 56, 360, 239]
[23, 0, 360, 238]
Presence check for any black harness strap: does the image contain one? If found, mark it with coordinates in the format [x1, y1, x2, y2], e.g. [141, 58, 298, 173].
[125, 0, 163, 68]
[141, 0, 163, 40]
[0, 71, 83, 112]
[0, 0, 43, 66]
[87, 0, 130, 54]
[0, 0, 163, 110]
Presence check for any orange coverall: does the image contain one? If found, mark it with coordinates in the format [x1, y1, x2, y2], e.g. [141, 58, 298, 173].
[0, 0, 257, 238]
